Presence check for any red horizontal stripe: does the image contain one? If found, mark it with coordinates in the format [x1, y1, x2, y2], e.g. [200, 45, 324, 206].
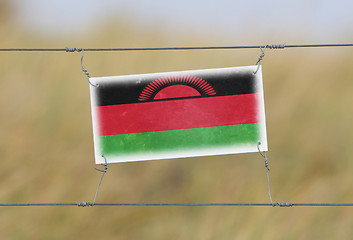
[96, 93, 259, 136]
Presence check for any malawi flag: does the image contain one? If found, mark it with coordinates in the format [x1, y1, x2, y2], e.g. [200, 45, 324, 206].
[90, 66, 267, 164]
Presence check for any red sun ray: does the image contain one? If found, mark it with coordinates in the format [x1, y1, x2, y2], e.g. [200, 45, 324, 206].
[139, 74, 216, 101]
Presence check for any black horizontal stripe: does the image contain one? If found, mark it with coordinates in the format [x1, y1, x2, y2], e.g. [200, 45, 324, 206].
[93, 67, 258, 106]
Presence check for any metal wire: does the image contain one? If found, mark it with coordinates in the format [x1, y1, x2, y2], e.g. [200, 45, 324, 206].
[257, 142, 273, 205]
[0, 203, 78, 206]
[253, 46, 267, 74]
[0, 43, 353, 52]
[92, 154, 108, 205]
[80, 49, 98, 87]
[0, 202, 353, 207]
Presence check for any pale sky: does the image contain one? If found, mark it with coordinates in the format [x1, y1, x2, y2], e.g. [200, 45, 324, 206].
[11, 0, 353, 42]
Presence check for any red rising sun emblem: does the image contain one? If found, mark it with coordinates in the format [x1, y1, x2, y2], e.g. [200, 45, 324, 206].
[139, 75, 216, 101]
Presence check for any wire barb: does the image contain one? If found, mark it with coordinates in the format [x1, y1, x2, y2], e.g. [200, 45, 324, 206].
[76, 202, 93, 207]
[65, 47, 82, 53]
[266, 43, 286, 49]
[276, 202, 294, 207]
[92, 154, 109, 206]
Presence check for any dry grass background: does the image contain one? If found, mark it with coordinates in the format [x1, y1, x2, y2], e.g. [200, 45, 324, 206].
[1, 4, 353, 239]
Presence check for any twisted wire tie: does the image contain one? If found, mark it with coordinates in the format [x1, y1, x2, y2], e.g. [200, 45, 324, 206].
[253, 43, 285, 74]
[266, 44, 286, 49]
[65, 47, 98, 87]
[275, 202, 294, 207]
[65, 47, 82, 52]
[76, 202, 93, 207]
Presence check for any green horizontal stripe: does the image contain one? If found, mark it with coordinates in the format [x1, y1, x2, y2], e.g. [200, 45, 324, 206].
[99, 123, 259, 157]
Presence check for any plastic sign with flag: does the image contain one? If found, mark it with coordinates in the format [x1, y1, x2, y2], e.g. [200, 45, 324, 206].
[90, 66, 267, 164]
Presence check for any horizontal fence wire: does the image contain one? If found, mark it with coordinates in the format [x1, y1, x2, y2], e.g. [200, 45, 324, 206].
[0, 43, 353, 52]
[1, 202, 353, 207]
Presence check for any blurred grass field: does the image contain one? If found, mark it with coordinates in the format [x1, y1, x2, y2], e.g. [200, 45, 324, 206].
[1, 5, 353, 240]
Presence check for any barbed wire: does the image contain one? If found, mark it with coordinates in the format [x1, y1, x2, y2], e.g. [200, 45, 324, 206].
[0, 43, 352, 52]
[0, 202, 353, 207]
